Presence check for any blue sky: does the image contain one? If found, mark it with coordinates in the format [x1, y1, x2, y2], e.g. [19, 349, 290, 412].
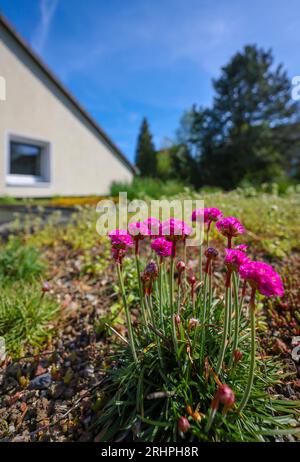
[1, 0, 300, 163]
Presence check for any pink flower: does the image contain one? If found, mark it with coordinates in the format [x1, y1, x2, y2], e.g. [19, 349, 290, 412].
[207, 207, 223, 222]
[191, 207, 223, 224]
[151, 237, 172, 257]
[224, 249, 249, 272]
[216, 217, 245, 238]
[239, 261, 284, 297]
[161, 218, 192, 241]
[235, 244, 248, 252]
[128, 221, 150, 239]
[108, 229, 133, 249]
[143, 217, 162, 237]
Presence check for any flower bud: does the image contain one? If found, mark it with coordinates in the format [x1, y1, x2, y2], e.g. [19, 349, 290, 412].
[41, 281, 51, 293]
[176, 260, 186, 285]
[141, 271, 151, 295]
[187, 273, 196, 287]
[204, 247, 218, 259]
[178, 416, 190, 433]
[144, 260, 158, 280]
[216, 384, 235, 408]
[175, 314, 181, 325]
[233, 349, 243, 363]
[188, 318, 199, 330]
[176, 260, 186, 272]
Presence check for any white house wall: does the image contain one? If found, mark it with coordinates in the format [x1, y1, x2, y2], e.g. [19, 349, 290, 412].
[0, 24, 133, 197]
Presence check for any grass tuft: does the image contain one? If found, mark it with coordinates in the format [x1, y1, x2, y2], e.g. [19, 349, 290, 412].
[0, 237, 45, 282]
[0, 283, 59, 356]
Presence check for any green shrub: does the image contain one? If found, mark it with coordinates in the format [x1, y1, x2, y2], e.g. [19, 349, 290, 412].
[110, 177, 188, 200]
[0, 283, 59, 355]
[0, 237, 45, 282]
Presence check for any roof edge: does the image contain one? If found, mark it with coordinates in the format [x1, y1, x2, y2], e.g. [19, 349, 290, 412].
[0, 13, 135, 174]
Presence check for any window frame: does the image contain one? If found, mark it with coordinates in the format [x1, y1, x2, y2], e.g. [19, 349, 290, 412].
[5, 133, 51, 187]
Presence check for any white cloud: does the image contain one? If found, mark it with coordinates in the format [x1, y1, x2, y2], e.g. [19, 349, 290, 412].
[31, 0, 59, 53]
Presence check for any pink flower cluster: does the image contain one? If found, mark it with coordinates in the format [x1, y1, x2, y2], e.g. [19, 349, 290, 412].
[161, 218, 192, 241]
[108, 229, 133, 249]
[239, 261, 284, 298]
[216, 216, 245, 238]
[224, 249, 249, 272]
[108, 217, 193, 262]
[143, 217, 161, 237]
[191, 207, 223, 224]
[128, 221, 150, 239]
[151, 237, 172, 257]
[108, 229, 133, 264]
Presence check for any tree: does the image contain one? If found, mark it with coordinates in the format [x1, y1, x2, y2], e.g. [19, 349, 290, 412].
[156, 143, 198, 186]
[182, 45, 300, 189]
[135, 118, 156, 177]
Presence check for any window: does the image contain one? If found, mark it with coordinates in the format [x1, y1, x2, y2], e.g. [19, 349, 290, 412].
[10, 142, 42, 176]
[6, 134, 51, 186]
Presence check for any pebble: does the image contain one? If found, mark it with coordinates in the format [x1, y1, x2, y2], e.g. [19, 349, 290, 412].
[51, 383, 64, 399]
[29, 373, 52, 390]
[64, 388, 74, 400]
[83, 364, 94, 379]
[83, 416, 91, 430]
[86, 294, 96, 303]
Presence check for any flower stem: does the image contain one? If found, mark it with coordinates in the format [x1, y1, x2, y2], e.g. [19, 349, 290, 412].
[159, 261, 164, 332]
[146, 294, 164, 368]
[207, 269, 213, 323]
[116, 263, 138, 363]
[227, 278, 233, 343]
[205, 407, 217, 433]
[170, 254, 178, 356]
[135, 254, 147, 326]
[199, 244, 203, 282]
[229, 273, 241, 368]
[199, 272, 208, 367]
[216, 284, 231, 375]
[177, 283, 181, 314]
[237, 292, 256, 413]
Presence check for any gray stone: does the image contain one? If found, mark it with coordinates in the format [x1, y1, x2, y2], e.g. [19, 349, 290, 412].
[29, 373, 52, 390]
